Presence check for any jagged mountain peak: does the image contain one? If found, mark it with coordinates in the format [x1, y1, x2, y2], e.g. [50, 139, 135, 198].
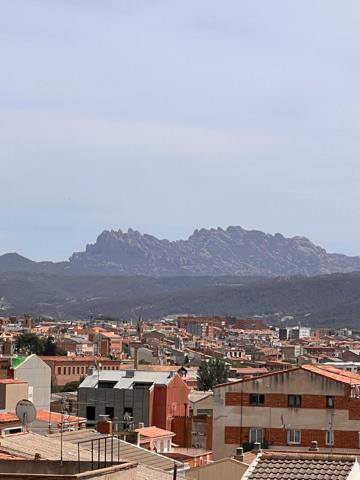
[68, 226, 360, 276]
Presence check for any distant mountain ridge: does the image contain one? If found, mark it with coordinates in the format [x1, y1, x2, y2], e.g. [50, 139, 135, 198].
[1, 226, 360, 277]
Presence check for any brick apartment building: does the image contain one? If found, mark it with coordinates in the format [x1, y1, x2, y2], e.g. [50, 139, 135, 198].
[213, 365, 360, 459]
[177, 316, 226, 339]
[41, 356, 122, 386]
[90, 332, 123, 358]
[78, 369, 190, 430]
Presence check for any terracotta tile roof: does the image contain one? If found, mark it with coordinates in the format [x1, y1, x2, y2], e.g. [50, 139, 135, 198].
[0, 451, 25, 460]
[246, 453, 356, 480]
[0, 413, 20, 423]
[40, 356, 118, 363]
[35, 409, 86, 424]
[135, 426, 175, 438]
[303, 364, 360, 385]
[0, 379, 27, 384]
[215, 364, 360, 389]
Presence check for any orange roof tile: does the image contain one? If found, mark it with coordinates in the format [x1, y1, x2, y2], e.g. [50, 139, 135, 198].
[303, 365, 360, 385]
[35, 409, 86, 424]
[135, 426, 175, 438]
[0, 413, 20, 423]
[0, 379, 27, 384]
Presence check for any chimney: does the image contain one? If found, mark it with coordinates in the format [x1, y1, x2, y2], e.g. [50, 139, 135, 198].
[234, 446, 244, 462]
[138, 422, 145, 429]
[309, 440, 319, 451]
[97, 417, 113, 435]
[252, 442, 261, 453]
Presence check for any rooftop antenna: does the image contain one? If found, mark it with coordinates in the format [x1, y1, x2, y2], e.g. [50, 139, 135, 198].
[16, 399, 36, 433]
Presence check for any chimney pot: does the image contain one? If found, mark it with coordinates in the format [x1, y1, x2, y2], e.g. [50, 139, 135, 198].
[252, 442, 261, 453]
[309, 440, 319, 451]
[236, 447, 244, 456]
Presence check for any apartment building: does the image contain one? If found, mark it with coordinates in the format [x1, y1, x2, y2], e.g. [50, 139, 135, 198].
[213, 365, 360, 459]
[78, 369, 190, 430]
[92, 331, 123, 358]
[41, 356, 122, 386]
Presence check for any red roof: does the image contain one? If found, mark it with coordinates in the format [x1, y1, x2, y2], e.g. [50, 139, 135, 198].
[0, 413, 20, 423]
[135, 426, 175, 438]
[303, 365, 360, 385]
[215, 364, 360, 389]
[36, 409, 86, 424]
[0, 379, 27, 384]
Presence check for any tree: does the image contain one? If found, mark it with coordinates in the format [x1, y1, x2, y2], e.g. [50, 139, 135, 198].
[16, 333, 67, 356]
[197, 358, 230, 391]
[15, 332, 44, 355]
[42, 336, 57, 356]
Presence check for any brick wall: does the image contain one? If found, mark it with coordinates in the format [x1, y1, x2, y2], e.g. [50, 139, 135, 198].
[224, 426, 360, 449]
[225, 391, 358, 411]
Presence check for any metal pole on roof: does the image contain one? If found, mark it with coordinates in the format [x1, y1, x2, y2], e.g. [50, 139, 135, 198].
[60, 408, 63, 465]
[173, 463, 177, 480]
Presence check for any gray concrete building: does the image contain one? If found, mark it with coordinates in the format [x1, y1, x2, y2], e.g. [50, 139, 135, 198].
[13, 354, 51, 410]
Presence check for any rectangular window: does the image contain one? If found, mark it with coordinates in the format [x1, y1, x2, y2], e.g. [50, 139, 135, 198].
[326, 396, 335, 409]
[288, 395, 301, 408]
[325, 430, 334, 446]
[288, 430, 301, 444]
[57, 367, 61, 375]
[76, 367, 80, 374]
[249, 428, 263, 443]
[86, 406, 96, 421]
[250, 394, 265, 406]
[105, 407, 114, 419]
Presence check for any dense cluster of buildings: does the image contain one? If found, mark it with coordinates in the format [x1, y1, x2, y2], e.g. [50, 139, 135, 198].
[0, 313, 359, 478]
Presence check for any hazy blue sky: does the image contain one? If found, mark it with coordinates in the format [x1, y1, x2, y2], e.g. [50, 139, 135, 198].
[1, 1, 360, 260]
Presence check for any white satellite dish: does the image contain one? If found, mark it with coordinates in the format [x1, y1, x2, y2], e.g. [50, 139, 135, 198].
[16, 399, 37, 431]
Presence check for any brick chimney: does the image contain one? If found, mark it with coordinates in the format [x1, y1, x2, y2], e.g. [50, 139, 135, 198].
[97, 416, 113, 435]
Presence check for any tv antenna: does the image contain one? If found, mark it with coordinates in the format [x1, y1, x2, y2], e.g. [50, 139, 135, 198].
[16, 399, 37, 433]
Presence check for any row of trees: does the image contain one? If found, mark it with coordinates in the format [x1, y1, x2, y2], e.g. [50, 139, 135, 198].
[15, 333, 66, 356]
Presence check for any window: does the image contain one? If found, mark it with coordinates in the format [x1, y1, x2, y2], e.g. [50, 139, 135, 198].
[250, 394, 265, 406]
[98, 381, 117, 389]
[105, 407, 114, 419]
[197, 409, 213, 416]
[57, 367, 62, 375]
[326, 396, 335, 409]
[249, 428, 263, 443]
[325, 430, 334, 446]
[288, 430, 301, 444]
[76, 367, 80, 374]
[86, 406, 96, 421]
[288, 395, 301, 408]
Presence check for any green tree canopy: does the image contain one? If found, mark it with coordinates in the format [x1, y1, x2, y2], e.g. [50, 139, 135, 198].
[197, 358, 230, 391]
[16, 333, 66, 356]
[15, 332, 44, 355]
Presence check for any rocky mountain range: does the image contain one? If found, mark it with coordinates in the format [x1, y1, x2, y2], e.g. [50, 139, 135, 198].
[1, 226, 359, 277]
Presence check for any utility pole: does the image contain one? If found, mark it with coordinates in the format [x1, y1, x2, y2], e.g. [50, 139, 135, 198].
[61, 396, 69, 465]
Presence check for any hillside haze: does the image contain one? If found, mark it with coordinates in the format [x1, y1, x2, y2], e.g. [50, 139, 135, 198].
[1, 226, 360, 277]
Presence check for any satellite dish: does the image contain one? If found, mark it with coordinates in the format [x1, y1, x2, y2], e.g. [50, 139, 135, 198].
[16, 399, 37, 431]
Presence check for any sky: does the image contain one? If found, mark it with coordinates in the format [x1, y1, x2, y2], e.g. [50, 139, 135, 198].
[1, 1, 360, 260]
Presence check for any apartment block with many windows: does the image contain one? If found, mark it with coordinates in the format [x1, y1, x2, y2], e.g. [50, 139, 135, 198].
[213, 365, 360, 459]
